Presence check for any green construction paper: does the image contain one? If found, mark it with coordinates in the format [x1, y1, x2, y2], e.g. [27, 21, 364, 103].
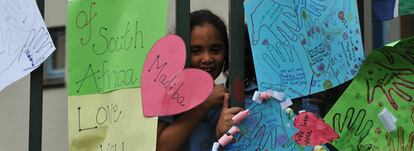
[386, 40, 400, 47]
[324, 37, 414, 151]
[67, 0, 168, 96]
[399, 0, 414, 17]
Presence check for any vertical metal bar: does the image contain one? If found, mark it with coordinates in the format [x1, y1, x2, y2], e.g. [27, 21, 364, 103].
[229, 0, 245, 108]
[176, 0, 190, 67]
[373, 22, 384, 49]
[29, 0, 44, 150]
[29, 66, 43, 151]
[357, 0, 364, 44]
[401, 15, 414, 39]
[362, 0, 373, 56]
[371, 0, 385, 49]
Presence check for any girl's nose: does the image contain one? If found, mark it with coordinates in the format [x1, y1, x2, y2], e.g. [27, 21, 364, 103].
[200, 52, 213, 64]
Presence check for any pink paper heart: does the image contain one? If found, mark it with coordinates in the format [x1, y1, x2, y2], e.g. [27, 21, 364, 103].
[141, 35, 213, 117]
[293, 112, 339, 146]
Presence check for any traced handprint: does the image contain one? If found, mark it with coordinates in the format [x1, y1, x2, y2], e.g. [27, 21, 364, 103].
[320, 3, 363, 81]
[365, 61, 414, 110]
[385, 127, 414, 151]
[379, 37, 414, 66]
[3, 27, 54, 72]
[321, 0, 340, 29]
[21, 27, 54, 71]
[260, 27, 308, 93]
[227, 100, 296, 150]
[332, 107, 375, 150]
[0, 28, 11, 55]
[294, 0, 334, 17]
[323, 32, 362, 91]
[2, 0, 36, 31]
[248, 0, 300, 46]
[411, 107, 414, 125]
[299, 15, 332, 76]
[293, 0, 334, 28]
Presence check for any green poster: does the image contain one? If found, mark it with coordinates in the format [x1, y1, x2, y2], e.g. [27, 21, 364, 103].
[400, 0, 414, 17]
[67, 0, 168, 96]
[324, 37, 414, 150]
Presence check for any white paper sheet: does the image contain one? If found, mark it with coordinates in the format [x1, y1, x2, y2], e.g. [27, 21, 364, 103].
[0, 0, 55, 91]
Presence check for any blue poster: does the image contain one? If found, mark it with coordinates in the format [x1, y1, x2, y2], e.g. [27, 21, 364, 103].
[226, 98, 303, 150]
[226, 0, 364, 150]
[246, 0, 364, 99]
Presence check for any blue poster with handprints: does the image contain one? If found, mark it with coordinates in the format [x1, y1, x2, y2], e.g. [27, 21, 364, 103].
[226, 0, 364, 150]
[225, 95, 308, 150]
[246, 0, 365, 99]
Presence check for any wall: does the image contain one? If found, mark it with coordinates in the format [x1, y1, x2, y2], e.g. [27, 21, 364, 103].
[0, 76, 30, 151]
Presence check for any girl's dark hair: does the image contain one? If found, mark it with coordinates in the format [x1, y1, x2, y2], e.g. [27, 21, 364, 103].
[190, 9, 229, 74]
[244, 26, 256, 84]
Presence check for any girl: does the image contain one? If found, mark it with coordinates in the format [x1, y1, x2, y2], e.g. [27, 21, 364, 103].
[156, 10, 243, 151]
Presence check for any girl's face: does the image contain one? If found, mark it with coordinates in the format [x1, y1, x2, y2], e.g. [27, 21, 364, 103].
[190, 23, 226, 79]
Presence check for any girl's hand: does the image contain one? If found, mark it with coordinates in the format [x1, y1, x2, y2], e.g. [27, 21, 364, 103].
[202, 84, 226, 109]
[216, 93, 244, 138]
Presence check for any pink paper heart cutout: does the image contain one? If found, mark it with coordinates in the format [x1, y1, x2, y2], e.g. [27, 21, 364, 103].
[141, 35, 213, 117]
[293, 112, 339, 146]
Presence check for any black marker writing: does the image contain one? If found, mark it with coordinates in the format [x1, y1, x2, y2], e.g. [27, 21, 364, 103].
[96, 104, 122, 125]
[75, 1, 97, 45]
[99, 142, 125, 151]
[77, 107, 97, 132]
[76, 103, 123, 132]
[93, 21, 144, 55]
[75, 61, 138, 94]
[147, 55, 185, 106]
[75, 64, 101, 93]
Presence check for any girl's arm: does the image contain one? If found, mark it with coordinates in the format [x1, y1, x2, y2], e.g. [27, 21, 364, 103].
[156, 84, 226, 151]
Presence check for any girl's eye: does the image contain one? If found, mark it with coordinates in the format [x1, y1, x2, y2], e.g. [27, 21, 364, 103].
[211, 44, 223, 54]
[190, 47, 202, 55]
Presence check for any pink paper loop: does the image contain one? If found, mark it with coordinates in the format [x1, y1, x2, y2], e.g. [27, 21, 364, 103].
[232, 109, 250, 125]
[218, 134, 233, 146]
[227, 126, 240, 136]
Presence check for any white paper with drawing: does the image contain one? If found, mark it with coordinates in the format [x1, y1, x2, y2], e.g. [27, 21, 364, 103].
[0, 0, 55, 91]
